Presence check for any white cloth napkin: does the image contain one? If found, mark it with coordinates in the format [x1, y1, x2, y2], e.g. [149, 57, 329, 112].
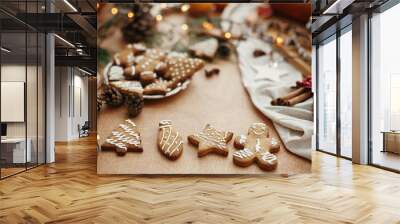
[222, 4, 313, 160]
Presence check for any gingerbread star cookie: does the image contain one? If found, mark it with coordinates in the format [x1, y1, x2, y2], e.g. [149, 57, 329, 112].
[101, 119, 143, 156]
[143, 79, 172, 95]
[188, 124, 233, 157]
[158, 120, 183, 160]
[232, 123, 280, 171]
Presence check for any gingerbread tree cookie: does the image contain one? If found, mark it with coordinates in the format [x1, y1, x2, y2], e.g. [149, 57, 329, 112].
[232, 123, 280, 171]
[158, 120, 183, 160]
[188, 124, 233, 157]
[164, 56, 204, 86]
[101, 119, 143, 156]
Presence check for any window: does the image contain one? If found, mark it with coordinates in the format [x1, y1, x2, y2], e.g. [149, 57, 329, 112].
[370, 2, 400, 171]
[339, 28, 352, 158]
[0, 1, 47, 179]
[317, 36, 337, 154]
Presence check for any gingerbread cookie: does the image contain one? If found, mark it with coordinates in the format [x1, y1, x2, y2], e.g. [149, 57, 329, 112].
[113, 44, 146, 66]
[232, 123, 280, 171]
[188, 124, 233, 157]
[135, 49, 166, 75]
[158, 120, 183, 160]
[189, 38, 218, 60]
[101, 119, 143, 156]
[139, 71, 157, 86]
[123, 65, 138, 80]
[114, 47, 135, 67]
[163, 56, 204, 83]
[154, 62, 168, 76]
[143, 79, 172, 95]
[108, 65, 125, 81]
[110, 80, 143, 96]
[131, 43, 147, 55]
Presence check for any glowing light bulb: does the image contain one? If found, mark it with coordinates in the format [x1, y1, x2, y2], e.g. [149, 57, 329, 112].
[181, 4, 190, 12]
[224, 32, 232, 39]
[111, 7, 118, 15]
[181, 23, 189, 31]
[156, 14, 163, 22]
[127, 11, 134, 18]
[276, 36, 284, 45]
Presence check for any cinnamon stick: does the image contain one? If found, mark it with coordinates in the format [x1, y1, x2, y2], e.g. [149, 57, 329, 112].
[284, 91, 313, 106]
[276, 87, 306, 104]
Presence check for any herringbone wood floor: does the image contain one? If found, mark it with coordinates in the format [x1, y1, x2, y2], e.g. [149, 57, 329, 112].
[0, 136, 399, 224]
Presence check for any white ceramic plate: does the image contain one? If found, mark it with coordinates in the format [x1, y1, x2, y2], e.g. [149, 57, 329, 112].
[103, 62, 191, 100]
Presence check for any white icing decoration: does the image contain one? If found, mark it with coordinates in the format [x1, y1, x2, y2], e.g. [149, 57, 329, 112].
[261, 153, 276, 162]
[105, 120, 140, 150]
[255, 139, 262, 153]
[234, 148, 253, 159]
[250, 123, 267, 135]
[270, 138, 278, 147]
[159, 122, 182, 157]
[193, 126, 228, 149]
[106, 138, 127, 150]
[239, 135, 246, 144]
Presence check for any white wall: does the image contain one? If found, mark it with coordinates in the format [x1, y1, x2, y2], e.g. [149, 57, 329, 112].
[54, 67, 89, 141]
[1, 65, 40, 138]
[55, 66, 69, 141]
[1, 64, 46, 164]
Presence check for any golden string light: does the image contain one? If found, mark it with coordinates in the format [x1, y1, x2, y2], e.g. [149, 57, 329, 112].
[181, 4, 190, 12]
[276, 36, 284, 46]
[156, 14, 163, 22]
[111, 7, 118, 15]
[181, 23, 189, 31]
[127, 11, 134, 18]
[224, 32, 232, 39]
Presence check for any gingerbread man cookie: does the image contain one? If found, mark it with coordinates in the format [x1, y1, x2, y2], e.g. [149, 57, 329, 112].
[188, 124, 233, 157]
[101, 119, 143, 156]
[232, 123, 280, 171]
[158, 120, 183, 160]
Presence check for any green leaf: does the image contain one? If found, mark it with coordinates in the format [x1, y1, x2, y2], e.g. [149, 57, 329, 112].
[98, 48, 110, 67]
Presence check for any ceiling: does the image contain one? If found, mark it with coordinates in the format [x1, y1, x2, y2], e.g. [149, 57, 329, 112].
[311, 0, 391, 44]
[0, 0, 97, 74]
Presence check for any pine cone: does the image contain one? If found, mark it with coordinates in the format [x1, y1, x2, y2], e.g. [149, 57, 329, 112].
[126, 93, 144, 117]
[101, 85, 124, 107]
[122, 4, 155, 43]
[97, 96, 103, 111]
